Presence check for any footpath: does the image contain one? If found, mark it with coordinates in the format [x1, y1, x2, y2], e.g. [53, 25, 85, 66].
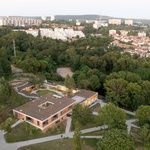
[0, 98, 139, 150]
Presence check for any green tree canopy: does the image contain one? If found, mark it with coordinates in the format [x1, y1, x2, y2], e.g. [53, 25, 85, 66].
[136, 105, 150, 126]
[72, 122, 82, 150]
[64, 75, 76, 90]
[97, 129, 135, 150]
[140, 124, 150, 145]
[89, 75, 100, 90]
[97, 103, 126, 130]
[0, 77, 12, 104]
[72, 104, 93, 128]
[104, 78, 129, 107]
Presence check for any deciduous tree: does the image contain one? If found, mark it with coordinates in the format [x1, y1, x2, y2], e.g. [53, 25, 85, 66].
[136, 105, 150, 126]
[97, 129, 135, 150]
[97, 103, 126, 130]
[73, 122, 82, 150]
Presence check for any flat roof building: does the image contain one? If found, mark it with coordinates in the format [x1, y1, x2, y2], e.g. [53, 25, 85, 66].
[109, 19, 121, 25]
[0, 16, 42, 27]
[13, 84, 98, 132]
[13, 94, 76, 132]
[109, 29, 117, 35]
[41, 16, 47, 21]
[125, 20, 133, 26]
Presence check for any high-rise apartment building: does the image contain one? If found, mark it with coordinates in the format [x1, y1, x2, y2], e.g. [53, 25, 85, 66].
[51, 16, 55, 21]
[125, 20, 133, 26]
[109, 19, 121, 25]
[0, 16, 42, 27]
[41, 16, 47, 21]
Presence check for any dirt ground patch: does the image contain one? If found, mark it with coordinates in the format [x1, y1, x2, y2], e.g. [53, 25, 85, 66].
[57, 67, 73, 78]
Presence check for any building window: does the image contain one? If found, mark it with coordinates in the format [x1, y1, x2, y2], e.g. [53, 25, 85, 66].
[69, 105, 72, 109]
[37, 121, 39, 126]
[14, 112, 18, 117]
[55, 120, 60, 124]
[43, 120, 48, 127]
[52, 114, 58, 121]
[26, 116, 33, 123]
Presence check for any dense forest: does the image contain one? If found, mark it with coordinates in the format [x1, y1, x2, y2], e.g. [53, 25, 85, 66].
[0, 26, 150, 111]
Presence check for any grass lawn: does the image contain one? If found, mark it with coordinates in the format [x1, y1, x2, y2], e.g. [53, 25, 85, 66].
[18, 138, 98, 150]
[71, 115, 100, 131]
[36, 90, 57, 96]
[5, 121, 66, 143]
[82, 129, 108, 136]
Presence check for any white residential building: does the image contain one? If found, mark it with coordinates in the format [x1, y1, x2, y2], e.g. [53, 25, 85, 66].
[0, 16, 42, 26]
[93, 21, 108, 29]
[76, 20, 81, 26]
[25, 29, 39, 37]
[138, 32, 146, 37]
[120, 30, 128, 36]
[109, 29, 116, 35]
[125, 20, 133, 26]
[51, 16, 55, 21]
[39, 28, 85, 41]
[109, 19, 121, 25]
[41, 16, 47, 21]
[86, 20, 95, 23]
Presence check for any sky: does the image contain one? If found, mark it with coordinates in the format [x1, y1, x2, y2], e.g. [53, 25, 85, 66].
[0, 0, 150, 19]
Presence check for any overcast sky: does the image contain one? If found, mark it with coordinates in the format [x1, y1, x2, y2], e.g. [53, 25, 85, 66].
[0, 0, 149, 19]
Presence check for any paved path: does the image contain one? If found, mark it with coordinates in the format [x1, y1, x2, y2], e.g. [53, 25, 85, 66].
[11, 119, 24, 128]
[14, 82, 29, 88]
[0, 124, 108, 150]
[0, 97, 139, 150]
[65, 117, 72, 134]
[97, 99, 106, 108]
[17, 125, 107, 147]
[81, 125, 108, 134]
[0, 119, 139, 150]
[81, 136, 102, 139]
[18, 92, 38, 99]
[0, 131, 17, 150]
[126, 119, 139, 134]
[92, 111, 98, 115]
[122, 109, 135, 116]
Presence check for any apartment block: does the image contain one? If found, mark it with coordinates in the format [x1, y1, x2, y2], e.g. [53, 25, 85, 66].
[0, 16, 42, 27]
[93, 21, 108, 29]
[51, 16, 55, 21]
[109, 29, 117, 35]
[138, 32, 146, 37]
[109, 19, 121, 25]
[125, 19, 133, 26]
[41, 16, 47, 21]
[120, 30, 129, 36]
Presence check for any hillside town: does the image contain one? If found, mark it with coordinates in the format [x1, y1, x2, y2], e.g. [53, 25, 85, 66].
[110, 30, 150, 57]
